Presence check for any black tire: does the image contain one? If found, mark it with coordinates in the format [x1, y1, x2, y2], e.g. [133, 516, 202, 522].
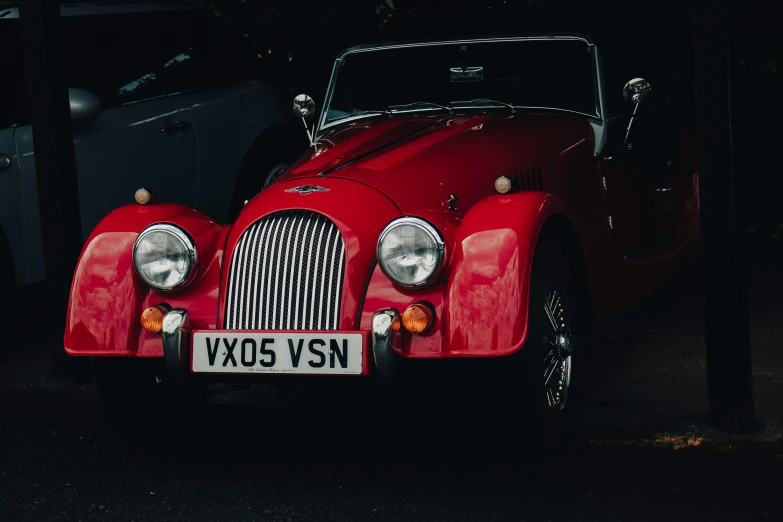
[490, 238, 579, 452]
[93, 358, 207, 434]
[228, 131, 304, 221]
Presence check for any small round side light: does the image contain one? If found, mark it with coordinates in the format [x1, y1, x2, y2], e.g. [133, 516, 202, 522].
[135, 188, 154, 205]
[495, 176, 512, 194]
[141, 304, 169, 333]
[402, 303, 434, 334]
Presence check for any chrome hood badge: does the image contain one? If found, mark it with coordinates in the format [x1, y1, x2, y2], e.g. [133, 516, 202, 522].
[284, 184, 330, 195]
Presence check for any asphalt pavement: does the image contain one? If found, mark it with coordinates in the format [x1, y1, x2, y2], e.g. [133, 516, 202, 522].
[2, 253, 782, 522]
[1, 375, 782, 522]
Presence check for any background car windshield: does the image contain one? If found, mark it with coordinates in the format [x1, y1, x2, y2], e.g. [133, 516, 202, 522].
[325, 39, 598, 123]
[60, 9, 261, 109]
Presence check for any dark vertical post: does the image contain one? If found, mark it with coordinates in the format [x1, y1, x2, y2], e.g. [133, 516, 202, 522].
[693, 0, 755, 433]
[19, 0, 83, 373]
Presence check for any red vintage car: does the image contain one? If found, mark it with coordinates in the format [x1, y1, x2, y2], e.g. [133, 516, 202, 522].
[64, 34, 700, 445]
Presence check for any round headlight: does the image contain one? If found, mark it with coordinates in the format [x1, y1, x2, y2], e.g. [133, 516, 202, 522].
[132, 223, 198, 292]
[377, 217, 445, 287]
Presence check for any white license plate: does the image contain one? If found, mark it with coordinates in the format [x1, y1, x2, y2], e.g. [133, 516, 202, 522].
[191, 331, 364, 375]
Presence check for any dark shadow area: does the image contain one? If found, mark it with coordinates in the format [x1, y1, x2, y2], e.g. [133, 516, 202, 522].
[2, 238, 782, 520]
[2, 0, 783, 520]
[1, 368, 781, 521]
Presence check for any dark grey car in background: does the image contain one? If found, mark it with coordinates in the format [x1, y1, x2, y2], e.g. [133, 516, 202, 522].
[0, 0, 303, 291]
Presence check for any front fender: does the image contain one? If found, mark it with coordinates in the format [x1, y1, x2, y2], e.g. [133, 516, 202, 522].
[358, 192, 586, 358]
[64, 203, 228, 357]
[444, 192, 583, 356]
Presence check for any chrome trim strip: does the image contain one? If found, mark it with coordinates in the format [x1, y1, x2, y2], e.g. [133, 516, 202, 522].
[258, 220, 274, 329]
[285, 215, 304, 329]
[236, 223, 254, 329]
[324, 222, 335, 328]
[377, 216, 447, 288]
[225, 228, 241, 328]
[301, 218, 316, 329]
[238, 222, 255, 329]
[293, 218, 312, 329]
[591, 45, 608, 156]
[372, 308, 401, 386]
[249, 219, 271, 329]
[271, 216, 290, 329]
[315, 58, 341, 137]
[280, 214, 298, 329]
[256, 218, 275, 329]
[263, 217, 283, 329]
[243, 219, 264, 329]
[229, 227, 248, 329]
[325, 225, 339, 330]
[309, 221, 328, 329]
[336, 34, 594, 61]
[132, 223, 199, 292]
[319, 221, 329, 327]
[329, 224, 340, 326]
[317, 224, 332, 329]
[335, 246, 345, 329]
[162, 309, 190, 387]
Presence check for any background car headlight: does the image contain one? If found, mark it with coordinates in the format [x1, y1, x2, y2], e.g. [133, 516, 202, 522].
[377, 217, 445, 287]
[132, 223, 198, 292]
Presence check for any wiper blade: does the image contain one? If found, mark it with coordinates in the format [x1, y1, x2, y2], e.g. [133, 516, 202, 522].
[450, 99, 516, 112]
[328, 110, 389, 123]
[387, 101, 452, 113]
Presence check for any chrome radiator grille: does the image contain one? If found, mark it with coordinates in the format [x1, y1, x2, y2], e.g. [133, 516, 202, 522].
[224, 210, 345, 330]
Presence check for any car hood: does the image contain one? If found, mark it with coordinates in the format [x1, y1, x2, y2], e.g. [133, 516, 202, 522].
[279, 111, 596, 218]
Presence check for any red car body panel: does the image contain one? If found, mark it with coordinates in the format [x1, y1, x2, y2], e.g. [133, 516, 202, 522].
[287, 114, 595, 219]
[64, 204, 227, 357]
[64, 109, 700, 361]
[217, 177, 401, 331]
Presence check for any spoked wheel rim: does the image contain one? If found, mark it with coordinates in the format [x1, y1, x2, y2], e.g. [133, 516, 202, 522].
[541, 280, 572, 410]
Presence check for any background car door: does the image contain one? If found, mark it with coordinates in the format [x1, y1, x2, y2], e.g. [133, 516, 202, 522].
[597, 45, 679, 259]
[14, 9, 199, 285]
[138, 8, 296, 224]
[0, 126, 24, 285]
[0, 15, 33, 286]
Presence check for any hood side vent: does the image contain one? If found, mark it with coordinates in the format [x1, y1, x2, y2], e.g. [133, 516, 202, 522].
[509, 166, 544, 191]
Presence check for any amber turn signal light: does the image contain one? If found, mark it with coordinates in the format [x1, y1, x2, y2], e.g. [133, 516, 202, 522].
[402, 303, 434, 334]
[141, 304, 169, 333]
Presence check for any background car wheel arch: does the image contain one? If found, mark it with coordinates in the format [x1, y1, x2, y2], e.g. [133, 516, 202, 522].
[228, 125, 307, 222]
[0, 225, 18, 334]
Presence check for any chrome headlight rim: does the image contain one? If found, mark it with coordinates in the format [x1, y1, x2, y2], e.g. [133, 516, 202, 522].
[377, 216, 446, 289]
[132, 222, 199, 292]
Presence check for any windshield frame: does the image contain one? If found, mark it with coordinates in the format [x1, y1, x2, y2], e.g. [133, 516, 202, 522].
[316, 34, 607, 138]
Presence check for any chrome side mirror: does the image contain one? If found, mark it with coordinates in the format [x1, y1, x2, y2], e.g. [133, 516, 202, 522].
[622, 78, 654, 150]
[293, 94, 316, 146]
[623, 78, 654, 106]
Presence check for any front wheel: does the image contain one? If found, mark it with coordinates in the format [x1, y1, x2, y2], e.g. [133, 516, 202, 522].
[491, 239, 578, 451]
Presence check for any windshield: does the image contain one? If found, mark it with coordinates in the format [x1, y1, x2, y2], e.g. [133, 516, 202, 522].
[323, 38, 599, 127]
